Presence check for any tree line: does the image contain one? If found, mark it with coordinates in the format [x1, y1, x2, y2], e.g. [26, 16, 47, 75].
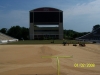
[0, 24, 99, 40]
[0, 26, 29, 40]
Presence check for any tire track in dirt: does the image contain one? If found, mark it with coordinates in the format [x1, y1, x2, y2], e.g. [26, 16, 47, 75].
[51, 56, 100, 74]
[1, 45, 100, 75]
[76, 46, 100, 54]
[40, 46, 60, 70]
[40, 46, 61, 56]
[40, 45, 65, 69]
[86, 46, 100, 51]
[47, 45, 100, 74]
[39, 45, 100, 74]
[0, 63, 52, 73]
[0, 46, 60, 73]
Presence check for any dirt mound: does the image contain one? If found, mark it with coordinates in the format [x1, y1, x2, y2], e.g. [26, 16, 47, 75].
[39, 46, 60, 56]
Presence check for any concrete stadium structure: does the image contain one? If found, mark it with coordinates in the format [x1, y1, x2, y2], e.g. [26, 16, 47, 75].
[29, 7, 63, 40]
[0, 32, 18, 44]
[76, 27, 100, 43]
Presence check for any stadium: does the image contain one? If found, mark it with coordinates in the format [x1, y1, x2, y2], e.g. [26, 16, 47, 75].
[0, 7, 100, 75]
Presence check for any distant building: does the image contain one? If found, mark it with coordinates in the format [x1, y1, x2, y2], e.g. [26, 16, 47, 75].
[29, 7, 63, 40]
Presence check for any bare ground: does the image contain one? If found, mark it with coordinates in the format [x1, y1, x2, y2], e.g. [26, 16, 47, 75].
[0, 44, 100, 75]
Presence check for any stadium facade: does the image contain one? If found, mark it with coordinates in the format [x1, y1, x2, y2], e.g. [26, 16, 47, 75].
[29, 7, 63, 40]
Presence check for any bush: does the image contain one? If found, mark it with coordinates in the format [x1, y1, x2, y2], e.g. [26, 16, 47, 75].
[92, 41, 96, 43]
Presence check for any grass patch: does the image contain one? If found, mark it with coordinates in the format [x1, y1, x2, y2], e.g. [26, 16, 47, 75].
[4, 40, 92, 45]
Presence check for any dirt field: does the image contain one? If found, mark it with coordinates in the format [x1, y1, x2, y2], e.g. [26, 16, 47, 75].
[0, 44, 100, 75]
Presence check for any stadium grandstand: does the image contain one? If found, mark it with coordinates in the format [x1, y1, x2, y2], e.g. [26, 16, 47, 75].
[34, 27, 59, 40]
[76, 27, 100, 43]
[0, 32, 18, 44]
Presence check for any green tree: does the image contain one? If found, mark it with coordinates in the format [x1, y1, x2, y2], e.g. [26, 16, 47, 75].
[92, 24, 100, 31]
[7, 25, 29, 40]
[7, 25, 22, 39]
[21, 27, 29, 40]
[0, 28, 7, 34]
[63, 29, 90, 40]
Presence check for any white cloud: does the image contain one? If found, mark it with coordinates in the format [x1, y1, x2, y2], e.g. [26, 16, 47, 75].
[61, 0, 100, 32]
[64, 0, 100, 17]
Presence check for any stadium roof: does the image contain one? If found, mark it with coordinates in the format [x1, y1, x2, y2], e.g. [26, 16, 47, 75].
[30, 7, 63, 12]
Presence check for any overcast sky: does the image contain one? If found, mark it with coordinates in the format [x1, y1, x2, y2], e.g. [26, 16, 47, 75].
[0, 0, 100, 32]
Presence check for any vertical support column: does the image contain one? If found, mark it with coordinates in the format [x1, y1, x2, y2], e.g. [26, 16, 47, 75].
[29, 11, 34, 40]
[29, 23, 34, 39]
[59, 23, 63, 39]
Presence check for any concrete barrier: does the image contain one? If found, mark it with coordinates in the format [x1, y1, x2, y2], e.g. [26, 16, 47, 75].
[0, 40, 8, 44]
[8, 39, 18, 42]
[0, 39, 18, 44]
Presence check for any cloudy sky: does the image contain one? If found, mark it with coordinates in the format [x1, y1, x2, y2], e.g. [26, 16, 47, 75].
[0, 0, 100, 32]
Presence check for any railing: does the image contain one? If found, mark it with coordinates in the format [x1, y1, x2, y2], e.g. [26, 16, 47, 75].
[34, 32, 59, 34]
